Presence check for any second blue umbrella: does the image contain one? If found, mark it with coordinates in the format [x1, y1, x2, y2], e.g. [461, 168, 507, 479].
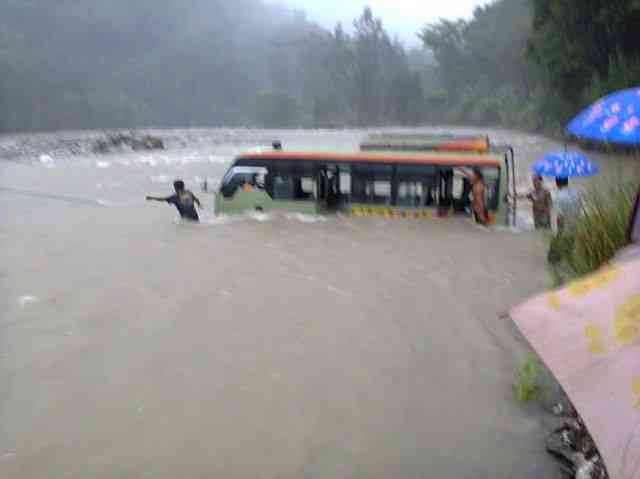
[532, 151, 599, 178]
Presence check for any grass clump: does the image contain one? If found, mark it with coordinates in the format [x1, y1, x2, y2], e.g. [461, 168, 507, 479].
[514, 354, 545, 402]
[549, 179, 638, 280]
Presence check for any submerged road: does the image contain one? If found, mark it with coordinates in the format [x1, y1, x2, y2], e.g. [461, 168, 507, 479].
[3, 127, 636, 478]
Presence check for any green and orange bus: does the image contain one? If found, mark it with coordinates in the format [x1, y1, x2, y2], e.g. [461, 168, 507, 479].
[215, 149, 516, 225]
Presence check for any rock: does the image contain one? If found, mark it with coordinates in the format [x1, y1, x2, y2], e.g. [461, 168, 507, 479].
[546, 430, 577, 472]
[92, 139, 109, 154]
[131, 135, 164, 151]
[575, 454, 606, 479]
[545, 413, 610, 479]
[92, 133, 164, 154]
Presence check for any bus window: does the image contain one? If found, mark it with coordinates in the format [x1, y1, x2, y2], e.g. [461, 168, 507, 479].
[395, 165, 438, 207]
[220, 166, 267, 198]
[273, 175, 294, 200]
[351, 164, 392, 205]
[265, 160, 317, 201]
[339, 172, 351, 195]
[397, 182, 423, 207]
[294, 177, 316, 200]
[452, 174, 471, 212]
[483, 167, 500, 210]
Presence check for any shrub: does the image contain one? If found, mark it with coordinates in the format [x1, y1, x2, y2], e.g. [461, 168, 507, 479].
[515, 354, 545, 402]
[570, 182, 636, 275]
[550, 178, 639, 280]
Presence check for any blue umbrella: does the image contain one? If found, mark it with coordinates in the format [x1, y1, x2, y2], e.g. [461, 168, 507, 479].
[567, 87, 640, 145]
[532, 151, 599, 178]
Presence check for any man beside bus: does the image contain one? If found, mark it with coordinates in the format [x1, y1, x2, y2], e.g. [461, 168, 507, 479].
[469, 167, 488, 225]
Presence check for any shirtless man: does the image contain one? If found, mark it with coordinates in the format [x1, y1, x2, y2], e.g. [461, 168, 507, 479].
[146, 179, 202, 222]
[469, 167, 488, 225]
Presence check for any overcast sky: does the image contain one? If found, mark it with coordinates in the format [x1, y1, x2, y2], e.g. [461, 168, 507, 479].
[273, 0, 489, 46]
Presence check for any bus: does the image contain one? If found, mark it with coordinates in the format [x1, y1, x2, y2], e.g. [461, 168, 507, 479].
[360, 133, 490, 153]
[215, 150, 517, 225]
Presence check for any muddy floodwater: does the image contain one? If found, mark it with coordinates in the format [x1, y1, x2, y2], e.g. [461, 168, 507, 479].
[1, 128, 637, 478]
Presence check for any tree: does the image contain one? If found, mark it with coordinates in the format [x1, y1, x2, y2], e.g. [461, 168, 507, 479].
[528, 0, 640, 111]
[419, 19, 468, 104]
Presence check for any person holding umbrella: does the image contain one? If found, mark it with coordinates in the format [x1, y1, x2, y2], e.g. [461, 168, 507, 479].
[532, 150, 598, 232]
[532, 151, 598, 264]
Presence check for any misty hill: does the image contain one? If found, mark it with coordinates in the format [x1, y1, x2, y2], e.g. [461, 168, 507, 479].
[0, 1, 424, 132]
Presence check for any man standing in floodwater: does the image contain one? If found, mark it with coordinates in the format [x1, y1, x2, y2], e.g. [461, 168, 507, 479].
[146, 179, 202, 221]
[469, 167, 488, 225]
[516, 175, 552, 229]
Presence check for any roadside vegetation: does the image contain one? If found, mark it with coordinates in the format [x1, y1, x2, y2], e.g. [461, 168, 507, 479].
[550, 177, 639, 282]
[514, 354, 546, 402]
[420, 0, 640, 133]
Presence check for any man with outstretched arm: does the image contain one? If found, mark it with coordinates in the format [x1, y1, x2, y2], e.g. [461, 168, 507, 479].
[146, 179, 201, 222]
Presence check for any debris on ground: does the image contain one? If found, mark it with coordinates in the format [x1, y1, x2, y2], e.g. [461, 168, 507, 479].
[546, 402, 609, 479]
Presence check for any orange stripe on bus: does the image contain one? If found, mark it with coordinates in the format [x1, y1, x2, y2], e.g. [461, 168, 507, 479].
[237, 151, 502, 167]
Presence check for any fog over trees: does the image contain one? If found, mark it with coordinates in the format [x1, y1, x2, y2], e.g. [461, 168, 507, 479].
[1, 0, 638, 133]
[0, 1, 423, 131]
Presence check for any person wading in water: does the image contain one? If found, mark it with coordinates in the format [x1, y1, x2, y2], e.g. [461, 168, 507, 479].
[515, 174, 552, 229]
[146, 179, 202, 222]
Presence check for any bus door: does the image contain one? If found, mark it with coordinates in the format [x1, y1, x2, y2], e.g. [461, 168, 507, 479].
[316, 165, 340, 212]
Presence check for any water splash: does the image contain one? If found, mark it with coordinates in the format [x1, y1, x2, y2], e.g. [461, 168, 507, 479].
[151, 175, 172, 184]
[246, 211, 271, 222]
[285, 213, 328, 223]
[39, 154, 55, 168]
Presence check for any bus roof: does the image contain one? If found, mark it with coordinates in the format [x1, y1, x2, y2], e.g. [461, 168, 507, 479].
[236, 150, 503, 167]
[360, 133, 490, 153]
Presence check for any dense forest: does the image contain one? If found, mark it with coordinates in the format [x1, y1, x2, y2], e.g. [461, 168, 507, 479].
[421, 0, 640, 130]
[0, 0, 639, 132]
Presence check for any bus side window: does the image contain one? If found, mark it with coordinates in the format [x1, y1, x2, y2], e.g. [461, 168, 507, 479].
[295, 178, 316, 200]
[397, 182, 423, 207]
[221, 166, 269, 198]
[273, 175, 293, 200]
[439, 169, 453, 207]
[452, 175, 471, 212]
[339, 171, 351, 197]
[351, 164, 392, 205]
[395, 165, 438, 208]
[483, 168, 500, 210]
[221, 173, 251, 198]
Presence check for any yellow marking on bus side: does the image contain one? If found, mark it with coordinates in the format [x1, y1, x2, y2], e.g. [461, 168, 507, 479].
[350, 206, 442, 220]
